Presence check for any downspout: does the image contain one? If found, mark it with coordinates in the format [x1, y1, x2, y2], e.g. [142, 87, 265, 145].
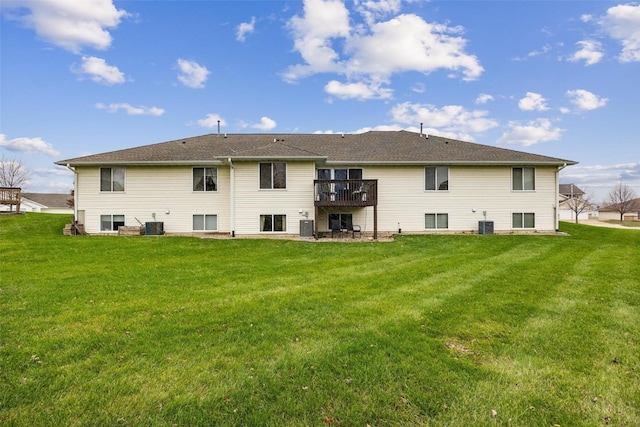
[65, 164, 78, 232]
[556, 163, 567, 231]
[229, 158, 235, 237]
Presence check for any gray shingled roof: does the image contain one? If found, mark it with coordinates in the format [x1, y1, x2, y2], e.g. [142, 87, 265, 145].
[56, 131, 577, 166]
[599, 198, 640, 212]
[21, 193, 71, 208]
[559, 184, 585, 196]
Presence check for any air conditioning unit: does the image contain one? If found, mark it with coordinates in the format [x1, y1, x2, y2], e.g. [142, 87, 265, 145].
[300, 219, 314, 237]
[478, 221, 494, 235]
[145, 222, 165, 235]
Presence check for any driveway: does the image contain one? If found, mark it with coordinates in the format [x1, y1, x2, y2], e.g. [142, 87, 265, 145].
[571, 219, 640, 230]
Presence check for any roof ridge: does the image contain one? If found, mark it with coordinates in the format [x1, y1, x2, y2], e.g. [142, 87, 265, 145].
[55, 131, 577, 166]
[277, 141, 325, 157]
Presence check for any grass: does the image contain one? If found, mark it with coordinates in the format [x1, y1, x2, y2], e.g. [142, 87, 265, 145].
[1, 213, 639, 426]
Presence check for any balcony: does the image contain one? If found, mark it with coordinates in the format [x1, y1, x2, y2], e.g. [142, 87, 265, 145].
[314, 179, 377, 208]
[0, 187, 21, 212]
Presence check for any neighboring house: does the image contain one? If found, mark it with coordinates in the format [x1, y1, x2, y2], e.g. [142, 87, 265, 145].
[598, 198, 640, 221]
[559, 183, 585, 201]
[55, 131, 577, 237]
[557, 183, 597, 221]
[0, 192, 73, 214]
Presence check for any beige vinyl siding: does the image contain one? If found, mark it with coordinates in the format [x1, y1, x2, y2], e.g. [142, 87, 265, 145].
[351, 165, 558, 233]
[75, 162, 560, 235]
[232, 161, 316, 235]
[76, 165, 229, 234]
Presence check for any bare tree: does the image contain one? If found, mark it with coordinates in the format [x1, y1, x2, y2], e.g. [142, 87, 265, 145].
[606, 182, 639, 221]
[0, 155, 31, 189]
[565, 187, 596, 224]
[66, 189, 75, 209]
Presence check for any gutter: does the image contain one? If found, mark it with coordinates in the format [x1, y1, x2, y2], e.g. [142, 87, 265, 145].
[228, 158, 235, 237]
[55, 160, 226, 167]
[56, 158, 578, 168]
[321, 160, 578, 167]
[554, 163, 568, 231]
[64, 163, 79, 232]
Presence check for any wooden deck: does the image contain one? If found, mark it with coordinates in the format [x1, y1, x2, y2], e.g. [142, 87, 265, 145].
[0, 187, 21, 212]
[313, 179, 378, 239]
[314, 179, 377, 207]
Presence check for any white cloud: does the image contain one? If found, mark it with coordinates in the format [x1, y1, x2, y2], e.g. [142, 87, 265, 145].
[351, 124, 410, 134]
[2, 0, 128, 53]
[561, 162, 640, 201]
[391, 102, 498, 138]
[518, 92, 549, 111]
[566, 89, 608, 111]
[355, 0, 402, 26]
[411, 82, 426, 94]
[325, 80, 393, 100]
[0, 134, 60, 156]
[196, 114, 227, 128]
[313, 129, 344, 134]
[250, 117, 278, 131]
[29, 167, 75, 193]
[95, 103, 164, 116]
[236, 16, 256, 42]
[316, 123, 467, 139]
[526, 44, 551, 58]
[176, 58, 210, 89]
[34, 166, 74, 177]
[344, 14, 483, 81]
[568, 40, 604, 65]
[73, 56, 125, 85]
[475, 93, 494, 104]
[599, 3, 640, 62]
[496, 118, 564, 146]
[580, 14, 593, 23]
[284, 0, 351, 81]
[283, 0, 483, 98]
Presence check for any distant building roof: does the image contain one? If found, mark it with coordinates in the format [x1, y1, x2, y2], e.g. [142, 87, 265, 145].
[559, 184, 585, 196]
[21, 193, 71, 208]
[56, 131, 577, 167]
[599, 198, 640, 212]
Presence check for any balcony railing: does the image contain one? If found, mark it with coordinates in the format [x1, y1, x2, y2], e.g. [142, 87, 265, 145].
[0, 187, 21, 212]
[314, 179, 377, 207]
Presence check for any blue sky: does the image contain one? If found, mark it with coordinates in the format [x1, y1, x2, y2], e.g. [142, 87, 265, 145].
[1, 0, 639, 202]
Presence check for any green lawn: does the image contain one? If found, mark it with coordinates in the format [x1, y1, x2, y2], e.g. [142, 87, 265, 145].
[1, 214, 639, 426]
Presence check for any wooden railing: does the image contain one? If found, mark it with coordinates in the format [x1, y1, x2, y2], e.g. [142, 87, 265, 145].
[0, 187, 21, 212]
[314, 179, 377, 207]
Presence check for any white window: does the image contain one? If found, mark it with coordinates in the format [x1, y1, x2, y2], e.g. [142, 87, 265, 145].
[260, 163, 286, 189]
[425, 213, 448, 229]
[512, 167, 535, 191]
[100, 214, 125, 231]
[260, 214, 286, 232]
[193, 214, 218, 231]
[100, 167, 125, 192]
[193, 168, 218, 191]
[425, 167, 449, 191]
[512, 213, 535, 228]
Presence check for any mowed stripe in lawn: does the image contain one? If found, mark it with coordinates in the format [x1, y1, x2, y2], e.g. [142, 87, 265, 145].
[440, 233, 640, 426]
[1, 214, 639, 426]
